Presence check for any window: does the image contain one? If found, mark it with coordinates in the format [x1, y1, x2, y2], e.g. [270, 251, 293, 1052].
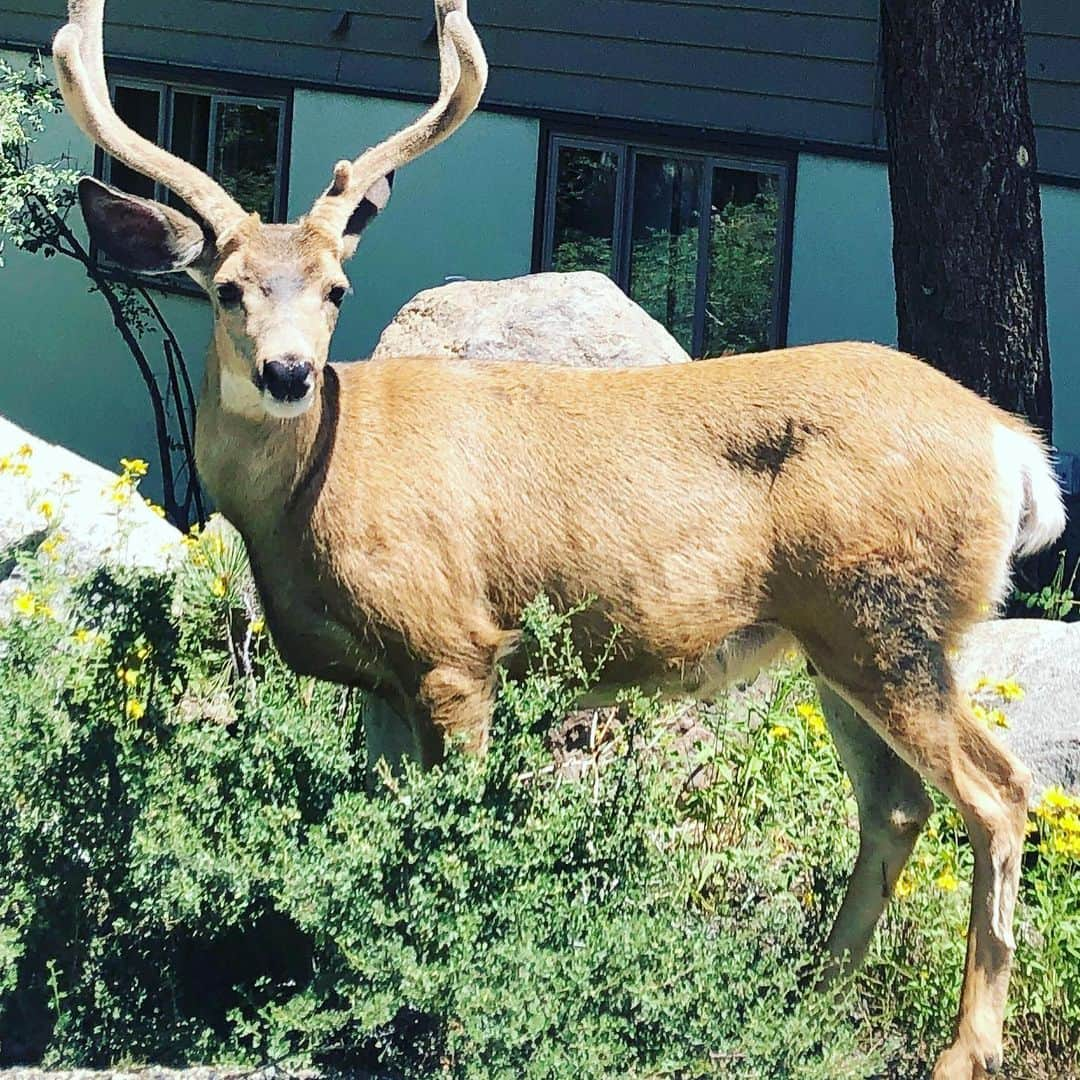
[541, 135, 790, 358]
[101, 79, 287, 227]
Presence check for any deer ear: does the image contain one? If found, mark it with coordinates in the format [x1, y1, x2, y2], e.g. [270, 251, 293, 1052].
[342, 172, 394, 254]
[78, 177, 207, 273]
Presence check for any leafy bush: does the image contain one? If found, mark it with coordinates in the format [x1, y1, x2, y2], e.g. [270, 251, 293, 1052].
[0, 511, 1078, 1078]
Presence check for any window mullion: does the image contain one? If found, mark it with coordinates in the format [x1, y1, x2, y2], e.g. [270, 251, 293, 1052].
[156, 86, 172, 204]
[690, 162, 713, 359]
[207, 96, 221, 184]
[614, 144, 633, 292]
[540, 135, 564, 272]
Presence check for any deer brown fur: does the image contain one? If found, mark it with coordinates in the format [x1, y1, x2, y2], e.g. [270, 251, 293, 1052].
[54, 1, 1067, 1077]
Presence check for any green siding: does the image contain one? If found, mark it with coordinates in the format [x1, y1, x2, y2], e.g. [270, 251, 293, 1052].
[1043, 185, 1080, 456]
[288, 90, 538, 358]
[786, 155, 897, 347]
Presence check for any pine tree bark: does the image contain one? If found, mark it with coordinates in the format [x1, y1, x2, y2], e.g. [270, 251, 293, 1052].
[881, 0, 1052, 437]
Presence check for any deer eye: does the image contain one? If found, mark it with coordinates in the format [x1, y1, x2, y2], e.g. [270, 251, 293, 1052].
[216, 282, 243, 307]
[327, 284, 349, 307]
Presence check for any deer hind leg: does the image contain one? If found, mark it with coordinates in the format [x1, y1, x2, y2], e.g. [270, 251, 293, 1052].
[813, 646, 1031, 1080]
[814, 679, 933, 980]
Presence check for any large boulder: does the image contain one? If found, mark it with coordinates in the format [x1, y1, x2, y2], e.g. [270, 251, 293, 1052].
[955, 619, 1080, 798]
[371, 270, 690, 368]
[0, 415, 183, 609]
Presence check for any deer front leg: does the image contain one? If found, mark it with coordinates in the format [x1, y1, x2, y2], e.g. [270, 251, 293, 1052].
[417, 662, 497, 764]
[413, 612, 519, 765]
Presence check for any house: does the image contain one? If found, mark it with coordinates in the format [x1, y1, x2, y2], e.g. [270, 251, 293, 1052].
[2, 0, 1078, 496]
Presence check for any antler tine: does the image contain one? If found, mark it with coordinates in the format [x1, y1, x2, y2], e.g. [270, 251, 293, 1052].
[306, 0, 488, 240]
[52, 0, 249, 238]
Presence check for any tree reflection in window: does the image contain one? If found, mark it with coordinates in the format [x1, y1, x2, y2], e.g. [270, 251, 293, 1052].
[104, 82, 284, 225]
[550, 144, 618, 276]
[544, 137, 786, 358]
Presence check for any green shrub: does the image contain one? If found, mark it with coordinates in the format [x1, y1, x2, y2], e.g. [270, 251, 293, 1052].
[0, 517, 1077, 1078]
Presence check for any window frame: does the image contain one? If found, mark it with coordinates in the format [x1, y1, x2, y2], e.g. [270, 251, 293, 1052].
[95, 75, 291, 294]
[539, 128, 795, 357]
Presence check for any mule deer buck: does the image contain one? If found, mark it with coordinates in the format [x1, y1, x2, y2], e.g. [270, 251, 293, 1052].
[54, 0, 1065, 1075]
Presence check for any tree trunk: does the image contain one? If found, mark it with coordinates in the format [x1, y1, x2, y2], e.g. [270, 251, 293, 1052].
[881, 0, 1052, 438]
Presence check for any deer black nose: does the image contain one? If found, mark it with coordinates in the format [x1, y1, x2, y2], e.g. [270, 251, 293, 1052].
[262, 357, 314, 402]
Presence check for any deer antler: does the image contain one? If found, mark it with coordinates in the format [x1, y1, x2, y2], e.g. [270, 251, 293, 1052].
[52, 0, 249, 239]
[305, 0, 488, 240]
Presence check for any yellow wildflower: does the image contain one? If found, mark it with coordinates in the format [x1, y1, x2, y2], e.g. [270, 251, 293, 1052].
[894, 871, 915, 900]
[970, 701, 1009, 729]
[58, 470, 75, 486]
[1042, 786, 1079, 813]
[934, 870, 960, 892]
[768, 724, 792, 740]
[1050, 832, 1080, 859]
[39, 531, 65, 558]
[993, 678, 1024, 702]
[136, 644, 151, 660]
[126, 699, 146, 720]
[16, 443, 32, 458]
[12, 592, 36, 617]
[119, 457, 149, 477]
[117, 666, 138, 688]
[72, 628, 93, 646]
[250, 617, 265, 634]
[1057, 813, 1080, 836]
[795, 702, 828, 737]
[37, 499, 55, 521]
[145, 499, 166, 518]
[210, 575, 228, 599]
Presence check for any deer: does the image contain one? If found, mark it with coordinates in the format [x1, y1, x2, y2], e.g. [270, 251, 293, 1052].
[52, 1, 1065, 1076]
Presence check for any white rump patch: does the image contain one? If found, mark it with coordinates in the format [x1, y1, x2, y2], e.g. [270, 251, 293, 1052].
[993, 425, 1067, 558]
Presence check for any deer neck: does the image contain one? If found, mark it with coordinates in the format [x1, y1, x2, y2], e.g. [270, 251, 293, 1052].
[195, 329, 335, 540]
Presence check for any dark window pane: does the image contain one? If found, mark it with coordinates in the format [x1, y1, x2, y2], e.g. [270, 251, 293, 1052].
[551, 145, 618, 275]
[628, 154, 702, 353]
[212, 102, 280, 221]
[167, 92, 211, 216]
[703, 170, 781, 356]
[110, 86, 159, 198]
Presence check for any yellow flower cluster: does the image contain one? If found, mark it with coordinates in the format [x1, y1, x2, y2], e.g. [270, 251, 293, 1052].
[968, 674, 1023, 730]
[107, 456, 151, 506]
[181, 525, 227, 567]
[794, 702, 828, 737]
[970, 701, 1009, 729]
[971, 676, 1024, 702]
[120, 457, 149, 477]
[116, 642, 152, 723]
[1034, 786, 1080, 860]
[0, 443, 32, 478]
[11, 591, 54, 619]
[39, 531, 65, 559]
